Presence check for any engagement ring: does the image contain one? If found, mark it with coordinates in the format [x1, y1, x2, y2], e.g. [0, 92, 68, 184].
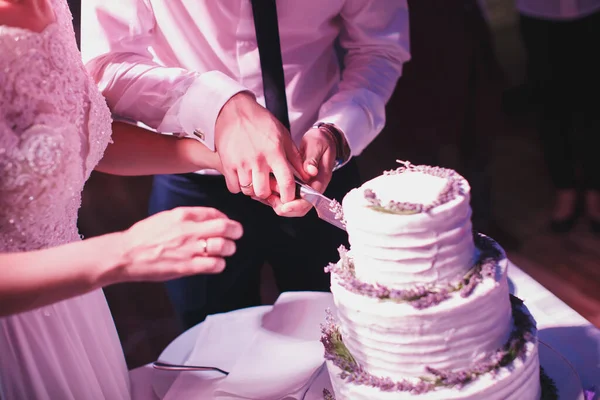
[200, 239, 208, 255]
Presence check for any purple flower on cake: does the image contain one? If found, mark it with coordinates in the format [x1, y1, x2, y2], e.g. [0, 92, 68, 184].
[411, 289, 451, 309]
[326, 234, 502, 309]
[458, 258, 495, 298]
[363, 188, 379, 203]
[459, 274, 481, 297]
[365, 161, 468, 214]
[424, 367, 474, 389]
[329, 199, 346, 226]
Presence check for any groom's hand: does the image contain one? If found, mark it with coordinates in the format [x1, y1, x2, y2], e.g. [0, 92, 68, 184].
[214, 92, 309, 204]
[262, 126, 338, 217]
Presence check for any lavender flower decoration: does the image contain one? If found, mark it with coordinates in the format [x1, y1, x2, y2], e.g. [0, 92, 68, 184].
[321, 309, 357, 372]
[329, 199, 346, 226]
[325, 233, 501, 309]
[321, 295, 542, 394]
[322, 368, 558, 400]
[364, 161, 467, 215]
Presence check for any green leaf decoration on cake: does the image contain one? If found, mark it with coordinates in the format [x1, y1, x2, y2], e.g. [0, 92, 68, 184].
[329, 324, 357, 370]
[366, 205, 420, 215]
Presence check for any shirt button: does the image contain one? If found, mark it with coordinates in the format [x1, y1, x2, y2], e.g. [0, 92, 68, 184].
[193, 129, 205, 140]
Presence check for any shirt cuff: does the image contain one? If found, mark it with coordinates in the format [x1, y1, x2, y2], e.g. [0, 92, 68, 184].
[317, 101, 372, 158]
[168, 71, 252, 151]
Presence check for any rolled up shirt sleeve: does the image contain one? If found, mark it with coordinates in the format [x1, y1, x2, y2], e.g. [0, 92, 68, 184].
[316, 0, 411, 157]
[81, 0, 250, 150]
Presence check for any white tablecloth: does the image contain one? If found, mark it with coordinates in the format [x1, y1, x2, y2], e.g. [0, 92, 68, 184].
[129, 262, 600, 399]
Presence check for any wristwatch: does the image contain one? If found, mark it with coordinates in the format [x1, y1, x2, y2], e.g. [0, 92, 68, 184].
[312, 122, 351, 171]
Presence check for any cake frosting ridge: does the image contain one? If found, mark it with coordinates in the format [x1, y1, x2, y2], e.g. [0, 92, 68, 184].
[330, 237, 513, 378]
[343, 162, 475, 289]
[322, 161, 542, 400]
[323, 295, 541, 400]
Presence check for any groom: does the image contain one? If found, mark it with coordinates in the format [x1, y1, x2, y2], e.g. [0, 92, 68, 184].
[81, 0, 410, 329]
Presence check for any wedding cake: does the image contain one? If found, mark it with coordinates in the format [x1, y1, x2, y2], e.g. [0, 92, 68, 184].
[321, 162, 542, 399]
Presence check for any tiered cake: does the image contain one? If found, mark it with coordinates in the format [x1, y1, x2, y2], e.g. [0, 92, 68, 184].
[321, 162, 542, 399]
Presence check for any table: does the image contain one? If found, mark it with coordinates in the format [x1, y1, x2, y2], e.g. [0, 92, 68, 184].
[129, 262, 600, 399]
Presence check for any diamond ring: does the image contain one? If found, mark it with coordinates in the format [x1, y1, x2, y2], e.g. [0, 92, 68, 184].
[200, 239, 208, 255]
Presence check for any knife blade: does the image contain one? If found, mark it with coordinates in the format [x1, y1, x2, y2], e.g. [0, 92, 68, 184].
[294, 180, 346, 231]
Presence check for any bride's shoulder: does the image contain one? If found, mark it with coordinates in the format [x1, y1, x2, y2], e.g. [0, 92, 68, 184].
[0, 0, 56, 34]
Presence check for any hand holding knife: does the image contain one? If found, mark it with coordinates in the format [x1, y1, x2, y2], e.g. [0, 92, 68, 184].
[293, 179, 346, 231]
[252, 175, 346, 231]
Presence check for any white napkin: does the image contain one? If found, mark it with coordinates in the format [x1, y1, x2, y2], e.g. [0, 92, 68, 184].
[163, 306, 271, 400]
[214, 291, 335, 400]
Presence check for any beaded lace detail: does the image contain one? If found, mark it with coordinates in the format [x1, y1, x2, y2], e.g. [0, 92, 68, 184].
[0, 0, 112, 252]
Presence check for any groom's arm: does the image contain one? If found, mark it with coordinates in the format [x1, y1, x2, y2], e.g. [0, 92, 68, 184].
[82, 1, 307, 203]
[314, 0, 411, 159]
[95, 122, 222, 176]
[81, 1, 249, 152]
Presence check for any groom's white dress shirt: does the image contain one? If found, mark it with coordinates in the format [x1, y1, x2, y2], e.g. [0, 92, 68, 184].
[81, 0, 410, 163]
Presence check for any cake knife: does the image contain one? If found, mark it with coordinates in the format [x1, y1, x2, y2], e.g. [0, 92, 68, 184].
[152, 361, 229, 375]
[294, 180, 346, 231]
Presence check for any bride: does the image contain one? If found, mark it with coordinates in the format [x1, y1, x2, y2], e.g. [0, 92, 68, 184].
[0, 0, 243, 398]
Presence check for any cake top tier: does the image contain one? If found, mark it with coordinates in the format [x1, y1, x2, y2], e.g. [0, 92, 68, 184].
[351, 161, 470, 215]
[340, 161, 475, 290]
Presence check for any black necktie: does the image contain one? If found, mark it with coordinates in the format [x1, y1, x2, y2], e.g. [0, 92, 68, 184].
[250, 0, 291, 131]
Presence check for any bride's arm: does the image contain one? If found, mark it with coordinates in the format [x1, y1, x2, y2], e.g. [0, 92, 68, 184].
[0, 233, 124, 316]
[0, 206, 243, 317]
[94, 121, 222, 176]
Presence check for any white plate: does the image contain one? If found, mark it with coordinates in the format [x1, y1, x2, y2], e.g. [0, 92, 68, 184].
[539, 340, 585, 400]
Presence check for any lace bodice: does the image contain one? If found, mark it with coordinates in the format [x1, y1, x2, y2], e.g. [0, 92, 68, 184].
[0, 0, 112, 252]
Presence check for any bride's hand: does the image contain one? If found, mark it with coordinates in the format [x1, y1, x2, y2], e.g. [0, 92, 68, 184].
[105, 207, 243, 284]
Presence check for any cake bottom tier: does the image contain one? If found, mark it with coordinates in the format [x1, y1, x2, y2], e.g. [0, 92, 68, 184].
[326, 335, 540, 400]
[325, 297, 541, 400]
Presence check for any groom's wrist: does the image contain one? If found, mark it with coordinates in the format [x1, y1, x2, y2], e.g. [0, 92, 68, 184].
[176, 71, 252, 150]
[312, 122, 351, 171]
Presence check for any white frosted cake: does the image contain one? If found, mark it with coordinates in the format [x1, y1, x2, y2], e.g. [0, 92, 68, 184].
[321, 162, 543, 400]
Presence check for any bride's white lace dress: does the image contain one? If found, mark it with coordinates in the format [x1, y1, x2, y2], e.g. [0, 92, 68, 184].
[0, 0, 130, 398]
